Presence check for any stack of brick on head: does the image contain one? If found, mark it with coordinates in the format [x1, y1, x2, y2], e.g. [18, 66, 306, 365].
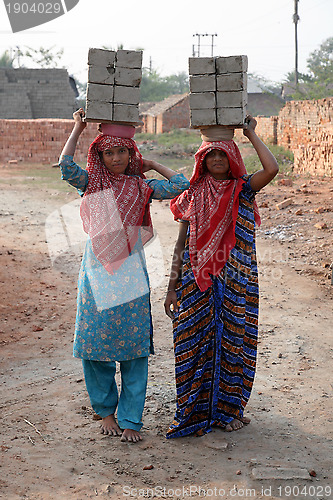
[58, 51, 190, 444]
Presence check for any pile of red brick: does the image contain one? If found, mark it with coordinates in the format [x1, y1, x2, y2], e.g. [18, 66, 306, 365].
[278, 98, 333, 177]
[0, 119, 99, 164]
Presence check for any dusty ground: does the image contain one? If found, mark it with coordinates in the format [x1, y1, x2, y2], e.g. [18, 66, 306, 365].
[0, 162, 332, 500]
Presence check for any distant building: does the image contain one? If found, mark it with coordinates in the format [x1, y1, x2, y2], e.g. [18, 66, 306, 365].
[0, 68, 77, 119]
[138, 78, 284, 135]
[140, 93, 189, 134]
[247, 77, 285, 117]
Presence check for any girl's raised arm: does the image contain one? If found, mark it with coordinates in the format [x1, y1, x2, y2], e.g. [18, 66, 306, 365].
[243, 116, 279, 192]
[60, 108, 87, 158]
[142, 158, 181, 180]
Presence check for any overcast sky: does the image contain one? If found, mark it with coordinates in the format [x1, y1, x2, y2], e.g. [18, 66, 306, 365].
[0, 0, 332, 85]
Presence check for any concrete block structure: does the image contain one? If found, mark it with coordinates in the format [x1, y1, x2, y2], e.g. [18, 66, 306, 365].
[113, 104, 140, 123]
[215, 55, 248, 74]
[87, 65, 115, 85]
[85, 48, 142, 125]
[0, 68, 77, 119]
[188, 55, 248, 128]
[189, 74, 216, 93]
[189, 57, 215, 75]
[116, 50, 142, 69]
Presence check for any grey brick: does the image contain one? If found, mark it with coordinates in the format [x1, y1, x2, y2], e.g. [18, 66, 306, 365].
[88, 48, 116, 67]
[216, 55, 248, 74]
[113, 103, 140, 123]
[216, 73, 247, 92]
[190, 108, 217, 127]
[86, 83, 114, 103]
[189, 57, 216, 75]
[114, 67, 142, 87]
[252, 467, 311, 481]
[88, 65, 115, 85]
[86, 100, 113, 121]
[217, 107, 246, 126]
[189, 75, 216, 93]
[116, 50, 142, 69]
[189, 92, 216, 109]
[113, 86, 140, 105]
[216, 90, 247, 108]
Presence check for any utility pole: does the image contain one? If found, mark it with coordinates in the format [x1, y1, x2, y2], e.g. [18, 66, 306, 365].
[192, 33, 217, 57]
[210, 34, 217, 56]
[293, 0, 300, 86]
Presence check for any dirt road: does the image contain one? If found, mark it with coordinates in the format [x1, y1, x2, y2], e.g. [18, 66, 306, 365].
[0, 167, 332, 499]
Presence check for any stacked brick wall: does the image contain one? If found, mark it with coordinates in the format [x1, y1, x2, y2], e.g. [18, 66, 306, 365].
[0, 68, 76, 119]
[277, 98, 333, 176]
[0, 120, 100, 164]
[234, 116, 278, 144]
[0, 97, 332, 175]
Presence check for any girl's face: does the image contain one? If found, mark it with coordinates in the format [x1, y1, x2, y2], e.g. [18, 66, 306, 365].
[101, 146, 130, 174]
[204, 149, 230, 180]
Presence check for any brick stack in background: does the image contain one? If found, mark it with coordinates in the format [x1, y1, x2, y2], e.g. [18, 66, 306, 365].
[0, 120, 100, 164]
[189, 55, 248, 128]
[85, 48, 142, 125]
[0, 68, 76, 119]
[0, 98, 332, 176]
[234, 116, 278, 144]
[278, 98, 333, 177]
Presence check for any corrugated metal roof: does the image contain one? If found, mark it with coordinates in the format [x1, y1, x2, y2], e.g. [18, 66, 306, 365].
[141, 93, 188, 117]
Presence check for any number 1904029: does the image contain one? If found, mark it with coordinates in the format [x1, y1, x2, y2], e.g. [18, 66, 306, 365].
[278, 485, 332, 497]
[5, 3, 62, 14]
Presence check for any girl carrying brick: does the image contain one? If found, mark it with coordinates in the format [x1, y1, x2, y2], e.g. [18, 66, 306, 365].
[164, 116, 278, 438]
[59, 108, 189, 442]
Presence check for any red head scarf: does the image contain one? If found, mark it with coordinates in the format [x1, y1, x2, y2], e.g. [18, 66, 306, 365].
[170, 140, 260, 291]
[80, 134, 153, 274]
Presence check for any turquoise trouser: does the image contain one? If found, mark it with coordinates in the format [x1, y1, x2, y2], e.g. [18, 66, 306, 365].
[82, 357, 148, 431]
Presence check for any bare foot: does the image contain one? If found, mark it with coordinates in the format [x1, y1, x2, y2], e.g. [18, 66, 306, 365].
[238, 416, 251, 425]
[120, 428, 142, 443]
[100, 414, 122, 436]
[225, 419, 244, 432]
[225, 416, 251, 432]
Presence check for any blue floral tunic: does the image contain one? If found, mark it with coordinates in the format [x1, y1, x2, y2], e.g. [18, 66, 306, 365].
[59, 155, 190, 362]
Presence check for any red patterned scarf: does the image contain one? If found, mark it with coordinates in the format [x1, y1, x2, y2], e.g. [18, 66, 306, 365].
[170, 140, 260, 291]
[80, 135, 153, 274]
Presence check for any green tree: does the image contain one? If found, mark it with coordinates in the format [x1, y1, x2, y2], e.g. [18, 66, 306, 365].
[0, 50, 14, 67]
[140, 69, 189, 102]
[285, 37, 333, 100]
[23, 46, 64, 68]
[307, 37, 333, 83]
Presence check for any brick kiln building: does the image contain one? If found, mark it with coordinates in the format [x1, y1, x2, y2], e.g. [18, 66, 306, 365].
[140, 93, 190, 134]
[0, 68, 78, 119]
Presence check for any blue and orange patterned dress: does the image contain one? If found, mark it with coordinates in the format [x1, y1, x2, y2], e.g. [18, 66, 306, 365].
[167, 179, 259, 438]
[59, 154, 190, 362]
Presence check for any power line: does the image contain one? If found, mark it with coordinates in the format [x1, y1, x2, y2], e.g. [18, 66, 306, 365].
[192, 33, 217, 57]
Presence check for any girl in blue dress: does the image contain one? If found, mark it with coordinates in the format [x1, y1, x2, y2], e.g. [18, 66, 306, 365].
[59, 108, 189, 442]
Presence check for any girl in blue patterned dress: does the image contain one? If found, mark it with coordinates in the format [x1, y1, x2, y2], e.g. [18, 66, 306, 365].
[164, 116, 279, 438]
[59, 108, 189, 442]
